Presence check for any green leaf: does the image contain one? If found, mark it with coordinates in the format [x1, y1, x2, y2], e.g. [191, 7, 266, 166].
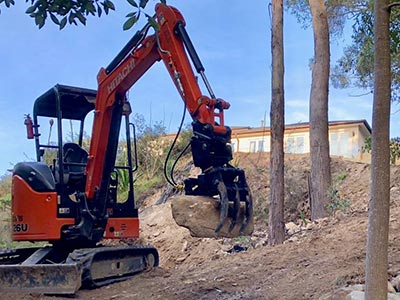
[147, 15, 159, 31]
[139, 0, 149, 9]
[68, 12, 75, 24]
[60, 17, 67, 29]
[97, 4, 102, 17]
[127, 0, 138, 8]
[75, 11, 86, 25]
[123, 16, 138, 31]
[85, 2, 96, 16]
[25, 5, 36, 14]
[103, 2, 109, 14]
[49, 12, 59, 25]
[35, 14, 45, 29]
[126, 12, 136, 18]
[160, 0, 167, 4]
[105, 0, 115, 11]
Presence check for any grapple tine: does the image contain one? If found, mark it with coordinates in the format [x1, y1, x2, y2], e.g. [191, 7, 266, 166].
[228, 184, 241, 233]
[215, 181, 229, 233]
[239, 192, 253, 234]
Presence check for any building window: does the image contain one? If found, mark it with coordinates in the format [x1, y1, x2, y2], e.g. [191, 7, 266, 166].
[286, 137, 295, 153]
[296, 136, 305, 153]
[257, 140, 264, 152]
[330, 133, 339, 156]
[285, 136, 305, 154]
[339, 132, 349, 156]
[249, 141, 256, 153]
[330, 132, 350, 157]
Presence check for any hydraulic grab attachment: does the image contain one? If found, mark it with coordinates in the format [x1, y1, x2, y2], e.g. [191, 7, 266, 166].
[175, 18, 253, 234]
[157, 4, 254, 233]
[170, 27, 253, 233]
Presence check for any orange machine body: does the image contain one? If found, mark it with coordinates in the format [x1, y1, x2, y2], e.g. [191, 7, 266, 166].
[104, 218, 139, 239]
[12, 175, 140, 241]
[11, 175, 73, 241]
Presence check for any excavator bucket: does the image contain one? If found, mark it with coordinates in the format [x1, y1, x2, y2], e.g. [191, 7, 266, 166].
[0, 264, 81, 294]
[179, 166, 254, 237]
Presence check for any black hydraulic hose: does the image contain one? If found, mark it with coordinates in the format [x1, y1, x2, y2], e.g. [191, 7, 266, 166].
[170, 140, 191, 184]
[163, 98, 187, 187]
[106, 23, 151, 74]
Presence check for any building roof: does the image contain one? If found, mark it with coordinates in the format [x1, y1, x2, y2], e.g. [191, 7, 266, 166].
[231, 119, 372, 135]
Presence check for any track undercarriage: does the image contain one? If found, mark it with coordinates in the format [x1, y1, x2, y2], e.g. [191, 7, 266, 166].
[0, 244, 159, 294]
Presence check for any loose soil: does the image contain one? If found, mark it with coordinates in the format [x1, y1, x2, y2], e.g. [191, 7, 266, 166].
[3, 153, 400, 300]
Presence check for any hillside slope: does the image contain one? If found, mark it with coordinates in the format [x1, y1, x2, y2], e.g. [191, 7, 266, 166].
[4, 153, 400, 300]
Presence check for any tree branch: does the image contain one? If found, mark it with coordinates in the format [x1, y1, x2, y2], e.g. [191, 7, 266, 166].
[387, 2, 400, 12]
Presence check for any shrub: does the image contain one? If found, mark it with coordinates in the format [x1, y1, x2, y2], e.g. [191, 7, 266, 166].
[363, 136, 400, 164]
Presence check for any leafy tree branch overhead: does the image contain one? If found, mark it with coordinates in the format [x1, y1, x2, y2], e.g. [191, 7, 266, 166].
[287, 0, 400, 102]
[332, 0, 400, 101]
[0, 0, 165, 30]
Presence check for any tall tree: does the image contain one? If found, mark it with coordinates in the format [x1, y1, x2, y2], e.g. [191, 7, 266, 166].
[309, 0, 331, 220]
[286, 0, 333, 219]
[365, 0, 391, 298]
[269, 0, 285, 245]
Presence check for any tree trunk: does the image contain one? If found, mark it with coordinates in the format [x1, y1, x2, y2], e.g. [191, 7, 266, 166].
[309, 0, 331, 220]
[365, 0, 391, 299]
[268, 0, 285, 245]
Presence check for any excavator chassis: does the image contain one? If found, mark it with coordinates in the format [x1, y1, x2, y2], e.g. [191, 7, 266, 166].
[0, 245, 159, 294]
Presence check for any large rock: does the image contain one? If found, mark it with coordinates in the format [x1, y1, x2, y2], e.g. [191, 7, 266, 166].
[319, 284, 400, 300]
[170, 195, 254, 238]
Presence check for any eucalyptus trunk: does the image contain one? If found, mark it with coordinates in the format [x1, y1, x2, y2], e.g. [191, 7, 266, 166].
[365, 0, 391, 299]
[268, 0, 285, 245]
[309, 0, 331, 220]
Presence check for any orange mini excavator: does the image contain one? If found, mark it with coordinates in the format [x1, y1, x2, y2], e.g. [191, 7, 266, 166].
[0, 4, 252, 294]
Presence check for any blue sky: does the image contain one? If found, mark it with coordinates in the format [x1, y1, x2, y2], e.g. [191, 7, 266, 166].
[0, 0, 390, 175]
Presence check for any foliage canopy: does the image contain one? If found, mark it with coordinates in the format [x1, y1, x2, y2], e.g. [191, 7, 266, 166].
[0, 0, 165, 30]
[363, 136, 400, 164]
[286, 0, 400, 101]
[331, 0, 400, 102]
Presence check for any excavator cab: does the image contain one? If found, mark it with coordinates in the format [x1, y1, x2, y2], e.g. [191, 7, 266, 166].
[13, 84, 140, 244]
[30, 85, 95, 196]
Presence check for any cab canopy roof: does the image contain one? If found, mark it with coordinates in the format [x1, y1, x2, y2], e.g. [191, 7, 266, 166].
[33, 84, 97, 121]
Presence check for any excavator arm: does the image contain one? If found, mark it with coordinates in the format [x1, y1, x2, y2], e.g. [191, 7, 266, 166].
[80, 4, 252, 235]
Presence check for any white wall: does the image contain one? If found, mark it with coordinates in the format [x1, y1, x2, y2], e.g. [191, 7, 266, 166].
[232, 124, 369, 160]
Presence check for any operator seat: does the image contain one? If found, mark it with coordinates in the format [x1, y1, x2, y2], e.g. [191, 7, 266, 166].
[62, 143, 88, 191]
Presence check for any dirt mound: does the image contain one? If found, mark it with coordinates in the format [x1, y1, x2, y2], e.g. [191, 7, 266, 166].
[5, 153, 400, 300]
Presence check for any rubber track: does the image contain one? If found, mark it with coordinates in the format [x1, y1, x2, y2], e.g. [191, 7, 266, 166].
[66, 245, 159, 288]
